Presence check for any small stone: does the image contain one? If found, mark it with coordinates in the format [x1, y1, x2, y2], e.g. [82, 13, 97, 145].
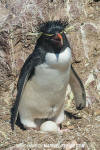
[66, 121, 71, 126]
[96, 6, 99, 11]
[67, 125, 74, 130]
[83, 114, 87, 119]
[85, 73, 95, 87]
[84, 108, 90, 114]
[94, 109, 100, 116]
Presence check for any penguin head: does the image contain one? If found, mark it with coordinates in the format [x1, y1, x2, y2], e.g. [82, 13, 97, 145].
[37, 20, 69, 53]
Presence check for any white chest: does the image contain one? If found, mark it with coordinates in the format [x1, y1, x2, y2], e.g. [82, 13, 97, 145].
[33, 47, 72, 90]
[45, 47, 71, 69]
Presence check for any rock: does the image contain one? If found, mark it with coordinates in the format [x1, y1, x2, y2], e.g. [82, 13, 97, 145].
[67, 125, 75, 130]
[0, 2, 9, 27]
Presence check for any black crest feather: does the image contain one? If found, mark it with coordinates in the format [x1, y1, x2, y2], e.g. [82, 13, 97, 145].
[38, 20, 68, 34]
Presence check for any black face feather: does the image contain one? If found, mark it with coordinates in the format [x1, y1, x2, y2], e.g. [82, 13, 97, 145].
[36, 20, 70, 54]
[38, 20, 68, 34]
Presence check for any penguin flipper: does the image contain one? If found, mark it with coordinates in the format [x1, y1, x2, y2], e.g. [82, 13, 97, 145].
[69, 65, 86, 110]
[11, 53, 37, 130]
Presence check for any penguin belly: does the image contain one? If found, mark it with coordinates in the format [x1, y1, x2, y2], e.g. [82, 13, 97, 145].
[18, 48, 72, 119]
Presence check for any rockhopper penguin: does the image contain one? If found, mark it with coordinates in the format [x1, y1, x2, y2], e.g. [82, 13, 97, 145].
[11, 20, 86, 130]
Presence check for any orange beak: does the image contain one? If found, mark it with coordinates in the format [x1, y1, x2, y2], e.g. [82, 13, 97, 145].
[57, 33, 63, 46]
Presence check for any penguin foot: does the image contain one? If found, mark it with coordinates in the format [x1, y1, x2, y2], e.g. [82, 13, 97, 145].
[20, 119, 38, 129]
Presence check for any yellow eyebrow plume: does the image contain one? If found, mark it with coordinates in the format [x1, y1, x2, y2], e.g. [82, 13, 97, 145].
[42, 30, 64, 36]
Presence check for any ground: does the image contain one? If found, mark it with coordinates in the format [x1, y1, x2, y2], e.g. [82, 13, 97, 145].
[0, 0, 100, 150]
[0, 54, 100, 150]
